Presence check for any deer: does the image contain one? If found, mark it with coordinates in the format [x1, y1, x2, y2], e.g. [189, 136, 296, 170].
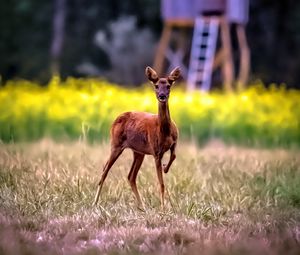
[93, 66, 181, 209]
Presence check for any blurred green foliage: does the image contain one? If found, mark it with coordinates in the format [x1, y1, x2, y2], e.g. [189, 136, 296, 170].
[0, 78, 299, 147]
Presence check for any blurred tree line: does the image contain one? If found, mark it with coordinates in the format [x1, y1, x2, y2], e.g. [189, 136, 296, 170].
[0, 0, 299, 88]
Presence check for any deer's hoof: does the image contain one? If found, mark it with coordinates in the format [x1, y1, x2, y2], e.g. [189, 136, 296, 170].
[163, 165, 169, 173]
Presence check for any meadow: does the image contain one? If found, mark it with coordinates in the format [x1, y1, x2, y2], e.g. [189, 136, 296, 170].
[0, 140, 300, 254]
[1, 79, 300, 254]
[0, 77, 299, 147]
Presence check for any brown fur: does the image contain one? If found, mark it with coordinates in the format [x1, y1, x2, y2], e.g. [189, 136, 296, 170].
[93, 67, 181, 209]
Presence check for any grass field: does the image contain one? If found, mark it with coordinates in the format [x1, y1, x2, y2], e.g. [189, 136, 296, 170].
[1, 140, 300, 254]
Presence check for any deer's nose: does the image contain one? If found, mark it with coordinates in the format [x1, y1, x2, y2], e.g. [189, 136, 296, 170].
[158, 94, 166, 101]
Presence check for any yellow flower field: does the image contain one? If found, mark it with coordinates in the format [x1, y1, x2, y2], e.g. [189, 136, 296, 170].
[0, 77, 299, 147]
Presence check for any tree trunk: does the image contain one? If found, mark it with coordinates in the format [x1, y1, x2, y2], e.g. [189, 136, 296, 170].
[50, 0, 66, 76]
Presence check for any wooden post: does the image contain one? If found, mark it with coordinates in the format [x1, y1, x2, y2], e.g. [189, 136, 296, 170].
[153, 24, 172, 76]
[236, 24, 250, 91]
[220, 17, 234, 92]
[153, 19, 194, 76]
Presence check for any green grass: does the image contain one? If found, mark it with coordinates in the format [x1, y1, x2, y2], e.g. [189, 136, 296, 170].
[0, 140, 300, 254]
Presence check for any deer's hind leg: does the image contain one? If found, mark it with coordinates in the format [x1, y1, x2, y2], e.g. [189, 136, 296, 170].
[128, 151, 145, 207]
[93, 146, 124, 206]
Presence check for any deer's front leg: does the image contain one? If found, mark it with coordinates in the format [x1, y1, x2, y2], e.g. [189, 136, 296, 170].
[163, 143, 176, 173]
[155, 157, 165, 209]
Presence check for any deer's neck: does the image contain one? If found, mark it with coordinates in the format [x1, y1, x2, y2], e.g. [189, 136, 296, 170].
[158, 101, 171, 136]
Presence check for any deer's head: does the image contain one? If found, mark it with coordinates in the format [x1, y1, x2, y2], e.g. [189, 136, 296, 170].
[145, 66, 181, 103]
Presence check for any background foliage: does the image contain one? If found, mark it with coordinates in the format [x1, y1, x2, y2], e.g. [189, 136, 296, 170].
[0, 78, 299, 147]
[1, 0, 300, 87]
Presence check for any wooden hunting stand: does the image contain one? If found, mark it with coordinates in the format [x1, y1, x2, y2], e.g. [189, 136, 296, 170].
[154, 0, 250, 91]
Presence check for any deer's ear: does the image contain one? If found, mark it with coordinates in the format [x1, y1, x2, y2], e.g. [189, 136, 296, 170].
[145, 66, 159, 84]
[168, 67, 181, 85]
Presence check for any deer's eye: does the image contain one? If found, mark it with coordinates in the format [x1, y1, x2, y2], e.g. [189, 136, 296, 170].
[166, 85, 171, 90]
[155, 85, 159, 89]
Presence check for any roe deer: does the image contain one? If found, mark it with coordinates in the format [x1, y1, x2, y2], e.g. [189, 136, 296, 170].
[93, 66, 180, 208]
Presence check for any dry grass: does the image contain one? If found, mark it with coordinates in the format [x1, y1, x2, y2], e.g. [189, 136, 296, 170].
[0, 139, 300, 254]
